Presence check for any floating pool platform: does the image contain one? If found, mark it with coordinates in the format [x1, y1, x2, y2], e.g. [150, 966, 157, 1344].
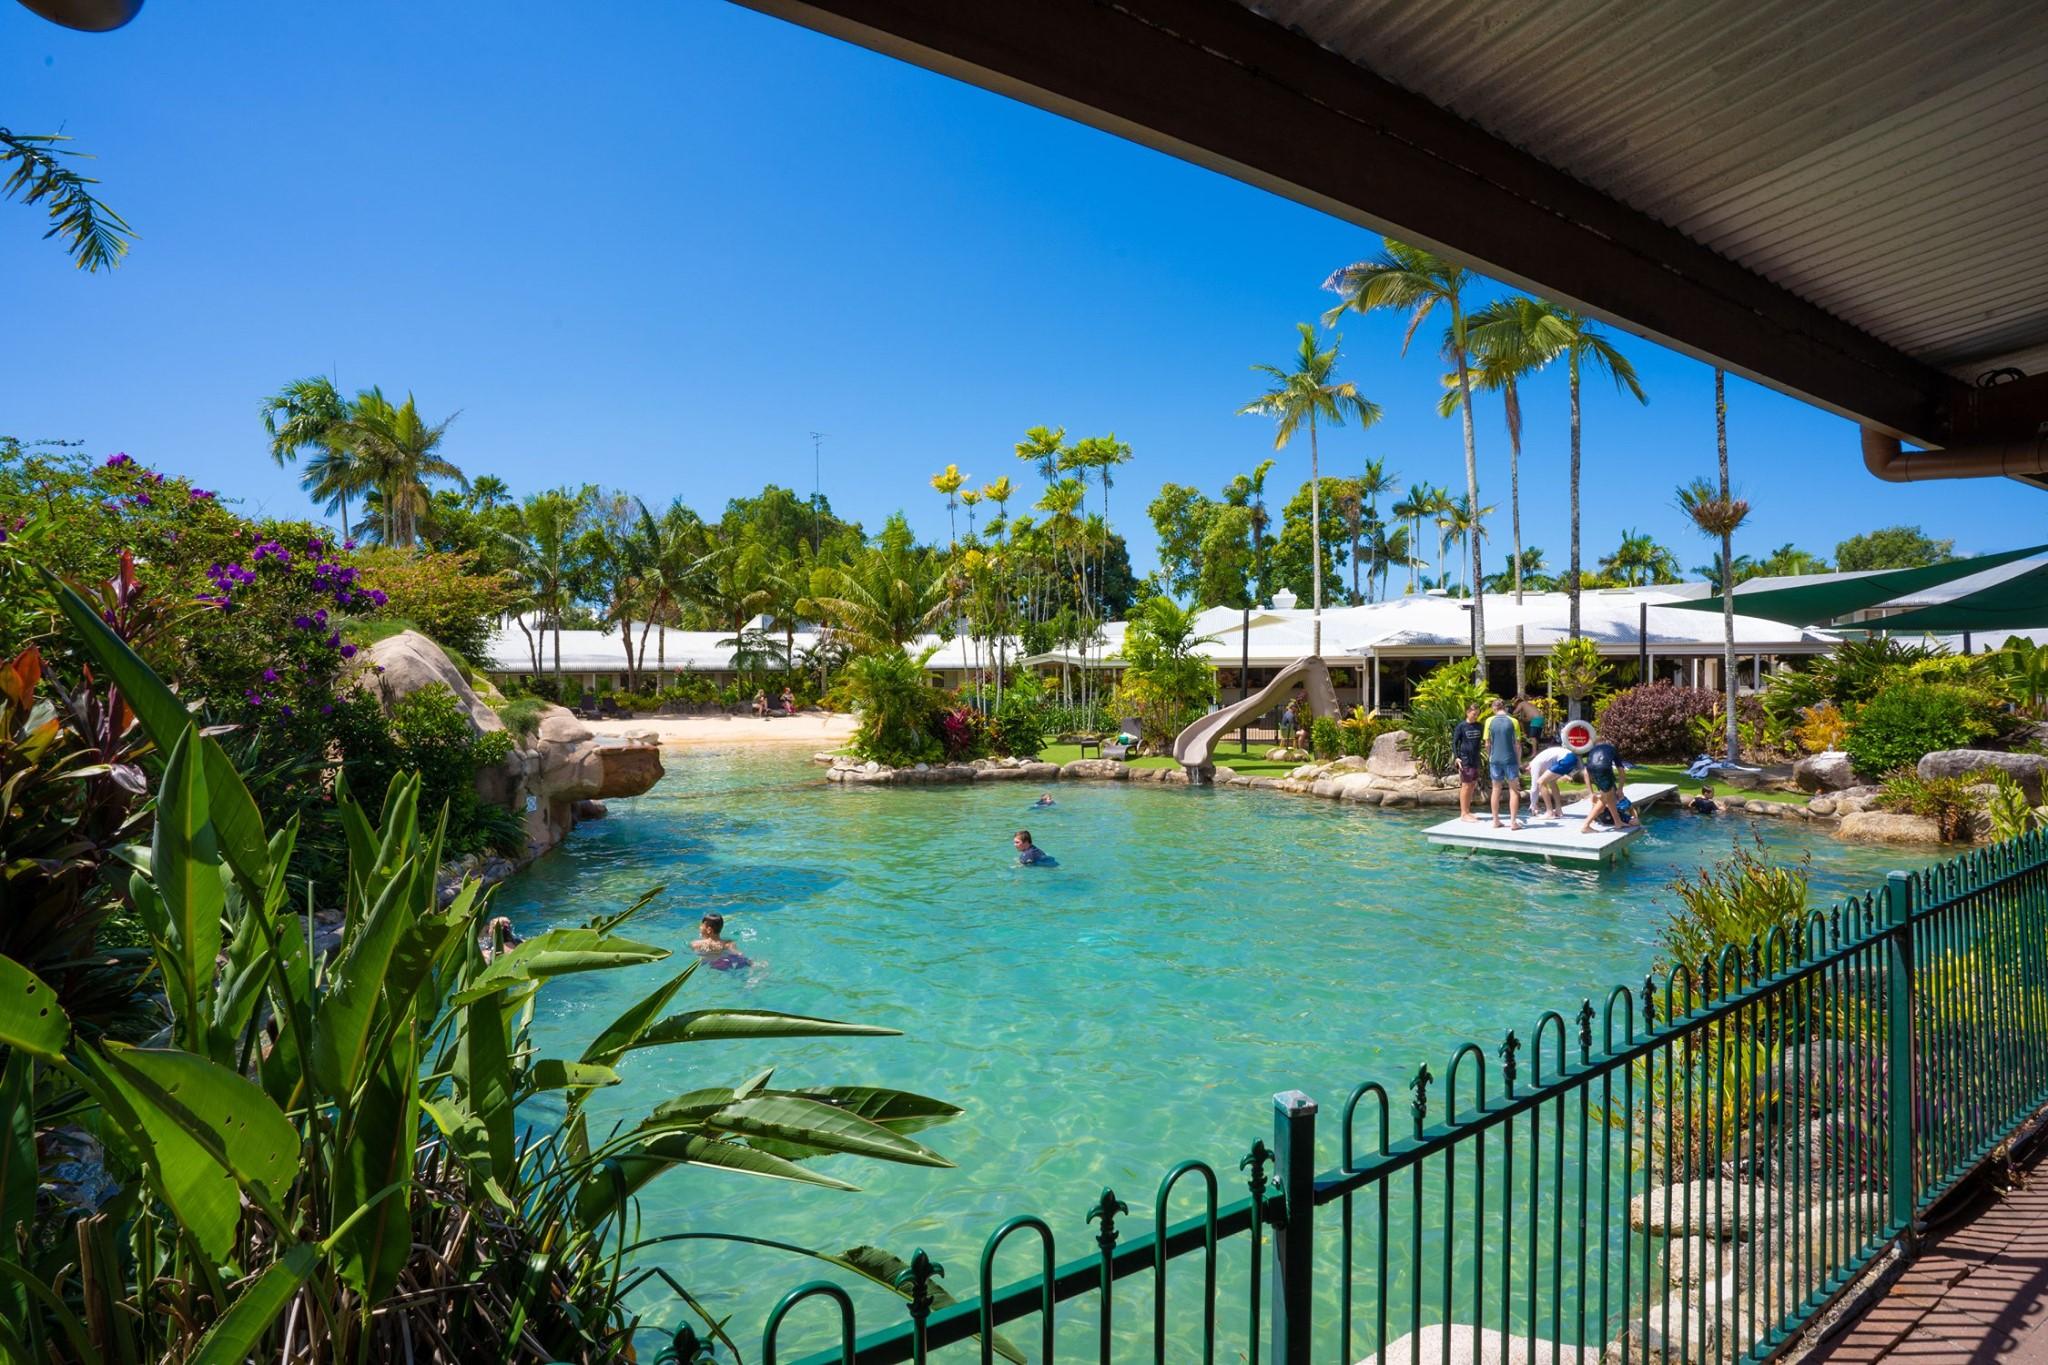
[1424, 783, 1678, 864]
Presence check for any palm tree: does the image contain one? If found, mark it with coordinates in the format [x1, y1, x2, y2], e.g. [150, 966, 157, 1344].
[1392, 484, 1433, 595]
[930, 463, 967, 548]
[1426, 485, 1456, 588]
[635, 501, 724, 682]
[1368, 520, 1415, 602]
[1015, 425, 1066, 486]
[468, 474, 511, 511]
[348, 387, 463, 548]
[804, 515, 949, 653]
[1334, 477, 1365, 605]
[261, 376, 363, 537]
[1678, 369, 1752, 762]
[1325, 241, 1485, 679]
[1441, 495, 1494, 595]
[1486, 547, 1552, 593]
[1354, 457, 1397, 602]
[520, 489, 586, 689]
[960, 487, 981, 539]
[1462, 297, 1569, 693]
[1547, 309, 1647, 637]
[980, 477, 1015, 537]
[1239, 322, 1381, 656]
[1692, 551, 1755, 586]
[1602, 529, 1681, 586]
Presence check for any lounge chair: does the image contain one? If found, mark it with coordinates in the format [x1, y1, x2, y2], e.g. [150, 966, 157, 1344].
[1099, 716, 1143, 761]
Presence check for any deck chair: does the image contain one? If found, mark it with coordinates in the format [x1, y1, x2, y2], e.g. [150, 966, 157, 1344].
[1100, 716, 1143, 760]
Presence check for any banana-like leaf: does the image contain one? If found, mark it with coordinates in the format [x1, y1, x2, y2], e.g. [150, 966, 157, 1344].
[449, 928, 669, 1006]
[94, 1046, 300, 1260]
[152, 730, 225, 1029]
[39, 569, 269, 891]
[830, 1246, 1026, 1365]
[635, 1088, 737, 1132]
[0, 1054, 33, 1324]
[188, 1242, 318, 1365]
[332, 1032, 417, 1302]
[706, 1093, 953, 1168]
[578, 963, 696, 1069]
[0, 955, 68, 1061]
[780, 1086, 963, 1138]
[631, 1008, 899, 1050]
[456, 983, 515, 1179]
[575, 1133, 858, 1228]
[310, 861, 414, 1098]
[525, 1060, 621, 1094]
[421, 1098, 517, 1214]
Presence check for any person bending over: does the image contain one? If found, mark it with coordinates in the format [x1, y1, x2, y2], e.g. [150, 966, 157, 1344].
[1529, 745, 1579, 818]
[1578, 739, 1633, 833]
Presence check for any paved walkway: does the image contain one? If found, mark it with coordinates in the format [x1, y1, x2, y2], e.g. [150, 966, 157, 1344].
[1812, 1149, 2048, 1365]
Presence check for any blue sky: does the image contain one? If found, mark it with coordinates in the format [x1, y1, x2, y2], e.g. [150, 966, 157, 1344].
[6, 1, 2039, 583]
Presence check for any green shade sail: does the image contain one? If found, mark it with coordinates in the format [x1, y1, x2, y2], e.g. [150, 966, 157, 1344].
[1858, 560, 2048, 635]
[1673, 543, 2048, 627]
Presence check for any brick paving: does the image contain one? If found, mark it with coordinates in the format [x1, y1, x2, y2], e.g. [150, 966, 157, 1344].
[1811, 1153, 2048, 1365]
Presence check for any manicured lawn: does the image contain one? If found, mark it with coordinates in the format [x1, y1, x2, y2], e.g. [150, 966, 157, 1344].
[1033, 742, 1178, 771]
[1626, 761, 1810, 805]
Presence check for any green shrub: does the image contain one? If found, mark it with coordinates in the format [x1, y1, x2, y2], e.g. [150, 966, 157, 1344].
[989, 676, 1048, 757]
[1846, 680, 2001, 775]
[1407, 661, 1496, 776]
[1878, 765, 1989, 842]
[496, 695, 548, 742]
[600, 688, 661, 713]
[336, 683, 515, 856]
[845, 648, 944, 766]
[1339, 706, 1395, 757]
[1987, 772, 2048, 842]
[1112, 596, 1217, 750]
[1663, 834, 1811, 975]
[1310, 714, 1342, 760]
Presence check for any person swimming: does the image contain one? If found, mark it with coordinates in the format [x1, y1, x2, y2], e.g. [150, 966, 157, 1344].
[1014, 829, 1057, 866]
[1032, 793, 1057, 808]
[691, 912, 752, 970]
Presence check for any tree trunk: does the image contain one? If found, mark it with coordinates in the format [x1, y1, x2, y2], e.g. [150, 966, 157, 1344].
[1569, 351, 1584, 639]
[1309, 418, 1322, 657]
[1717, 368, 1739, 764]
[1511, 423, 1526, 697]
[1454, 314, 1485, 685]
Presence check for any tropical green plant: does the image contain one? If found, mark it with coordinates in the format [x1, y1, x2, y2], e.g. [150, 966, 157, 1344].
[1406, 660, 1496, 776]
[1112, 595, 1218, 750]
[1662, 834, 1811, 985]
[349, 546, 520, 661]
[988, 671, 1047, 758]
[1847, 681, 2004, 776]
[1986, 773, 2048, 842]
[1240, 322, 1381, 655]
[1834, 525, 1955, 571]
[1, 127, 132, 270]
[1547, 636, 1605, 719]
[1, 573, 962, 1362]
[1309, 714, 1343, 761]
[262, 376, 368, 538]
[1757, 637, 1938, 722]
[1878, 765, 1990, 842]
[350, 387, 465, 548]
[843, 647, 944, 766]
[1986, 636, 2048, 713]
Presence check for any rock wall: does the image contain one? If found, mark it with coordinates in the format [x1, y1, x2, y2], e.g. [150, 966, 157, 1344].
[353, 630, 662, 870]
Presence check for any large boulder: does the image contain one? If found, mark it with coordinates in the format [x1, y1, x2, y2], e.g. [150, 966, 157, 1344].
[1367, 729, 1420, 780]
[1062, 758, 1131, 781]
[1794, 751, 1855, 793]
[1918, 749, 2048, 802]
[1837, 810, 1943, 845]
[350, 629, 502, 734]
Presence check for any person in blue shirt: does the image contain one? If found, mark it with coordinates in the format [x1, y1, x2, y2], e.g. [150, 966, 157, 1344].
[1578, 740, 1634, 833]
[1014, 829, 1057, 866]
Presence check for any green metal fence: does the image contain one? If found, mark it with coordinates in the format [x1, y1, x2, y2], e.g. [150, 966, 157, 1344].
[758, 829, 2048, 1365]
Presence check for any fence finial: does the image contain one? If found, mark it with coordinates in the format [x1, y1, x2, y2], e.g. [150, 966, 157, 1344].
[894, 1248, 945, 1325]
[1577, 999, 1595, 1061]
[1640, 974, 1657, 1029]
[1498, 1029, 1520, 1095]
[1410, 1062, 1434, 1135]
[1087, 1188, 1129, 1254]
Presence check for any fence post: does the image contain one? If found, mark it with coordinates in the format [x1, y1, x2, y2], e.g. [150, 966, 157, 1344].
[1884, 870, 1918, 1243]
[1271, 1090, 1317, 1365]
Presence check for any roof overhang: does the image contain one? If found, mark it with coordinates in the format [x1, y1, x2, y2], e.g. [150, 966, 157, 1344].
[732, 0, 2048, 465]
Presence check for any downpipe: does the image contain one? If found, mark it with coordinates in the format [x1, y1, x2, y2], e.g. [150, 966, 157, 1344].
[1861, 426, 2048, 482]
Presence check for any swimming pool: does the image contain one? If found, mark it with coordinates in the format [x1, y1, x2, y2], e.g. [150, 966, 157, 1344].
[499, 748, 1919, 1350]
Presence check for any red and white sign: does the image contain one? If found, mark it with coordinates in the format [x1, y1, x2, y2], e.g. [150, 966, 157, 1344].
[1561, 719, 1598, 754]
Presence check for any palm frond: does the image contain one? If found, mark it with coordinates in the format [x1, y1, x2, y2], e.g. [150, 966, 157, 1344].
[1, 128, 133, 272]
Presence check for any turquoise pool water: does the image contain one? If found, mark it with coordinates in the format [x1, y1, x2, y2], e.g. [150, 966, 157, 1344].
[499, 749, 1919, 1352]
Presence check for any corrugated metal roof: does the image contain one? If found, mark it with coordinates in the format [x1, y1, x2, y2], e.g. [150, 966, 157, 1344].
[1245, 0, 2048, 378]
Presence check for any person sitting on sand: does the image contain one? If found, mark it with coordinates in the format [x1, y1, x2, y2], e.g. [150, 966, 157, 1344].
[781, 685, 797, 715]
[1688, 784, 1720, 815]
[692, 912, 751, 970]
[752, 689, 769, 718]
[1014, 829, 1056, 866]
[1032, 792, 1056, 808]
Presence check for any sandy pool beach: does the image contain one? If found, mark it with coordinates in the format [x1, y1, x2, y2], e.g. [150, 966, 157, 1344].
[581, 711, 856, 748]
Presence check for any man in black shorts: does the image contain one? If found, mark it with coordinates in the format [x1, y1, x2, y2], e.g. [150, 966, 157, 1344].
[1579, 739, 1633, 832]
[1452, 702, 1486, 822]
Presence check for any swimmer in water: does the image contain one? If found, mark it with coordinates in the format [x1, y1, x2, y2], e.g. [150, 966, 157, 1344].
[691, 912, 751, 969]
[1014, 829, 1056, 866]
[1032, 792, 1056, 808]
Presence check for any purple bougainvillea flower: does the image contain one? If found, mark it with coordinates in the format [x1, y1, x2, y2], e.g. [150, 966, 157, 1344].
[279, 705, 293, 719]
[366, 588, 388, 607]
[262, 668, 279, 683]
[339, 643, 357, 659]
[320, 703, 333, 716]
[189, 488, 214, 501]
[104, 452, 131, 467]
[327, 632, 342, 648]
[245, 689, 264, 706]
[314, 608, 328, 624]
[308, 538, 324, 552]
[293, 614, 314, 630]
[343, 538, 357, 550]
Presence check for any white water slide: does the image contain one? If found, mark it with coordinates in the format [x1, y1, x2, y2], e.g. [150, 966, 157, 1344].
[1172, 655, 1340, 777]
